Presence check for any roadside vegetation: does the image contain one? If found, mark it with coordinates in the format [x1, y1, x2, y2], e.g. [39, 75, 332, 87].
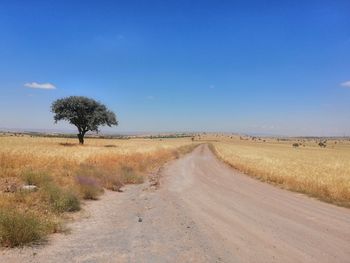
[0, 135, 196, 247]
[206, 135, 350, 207]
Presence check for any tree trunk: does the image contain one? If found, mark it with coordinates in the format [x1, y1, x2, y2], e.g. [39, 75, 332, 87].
[78, 133, 84, 145]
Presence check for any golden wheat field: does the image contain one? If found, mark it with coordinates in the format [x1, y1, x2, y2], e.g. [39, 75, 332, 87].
[208, 135, 350, 207]
[1, 134, 350, 247]
[0, 135, 195, 247]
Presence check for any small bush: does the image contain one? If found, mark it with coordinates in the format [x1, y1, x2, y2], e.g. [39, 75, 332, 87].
[76, 176, 103, 200]
[120, 166, 144, 184]
[22, 171, 52, 186]
[42, 184, 80, 213]
[0, 209, 45, 247]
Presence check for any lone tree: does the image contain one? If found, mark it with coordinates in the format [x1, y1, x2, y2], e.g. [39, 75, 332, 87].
[51, 96, 118, 144]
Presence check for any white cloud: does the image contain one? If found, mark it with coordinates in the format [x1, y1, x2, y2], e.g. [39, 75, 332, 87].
[24, 82, 56, 90]
[340, 81, 350, 88]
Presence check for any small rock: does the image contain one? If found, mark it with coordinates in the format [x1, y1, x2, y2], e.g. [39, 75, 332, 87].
[138, 217, 143, 223]
[21, 185, 38, 192]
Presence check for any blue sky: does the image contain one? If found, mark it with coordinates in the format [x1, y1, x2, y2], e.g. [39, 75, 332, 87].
[0, 0, 349, 136]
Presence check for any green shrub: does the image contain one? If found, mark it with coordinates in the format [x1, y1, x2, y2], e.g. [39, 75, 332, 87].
[0, 209, 45, 247]
[42, 184, 80, 213]
[120, 166, 144, 184]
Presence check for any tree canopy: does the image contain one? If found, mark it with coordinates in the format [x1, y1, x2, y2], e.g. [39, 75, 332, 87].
[51, 96, 118, 144]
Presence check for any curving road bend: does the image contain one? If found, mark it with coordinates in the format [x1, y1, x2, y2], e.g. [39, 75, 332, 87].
[162, 144, 350, 263]
[1, 144, 350, 262]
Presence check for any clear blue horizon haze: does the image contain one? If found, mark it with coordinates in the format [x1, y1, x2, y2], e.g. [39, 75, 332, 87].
[0, 0, 349, 136]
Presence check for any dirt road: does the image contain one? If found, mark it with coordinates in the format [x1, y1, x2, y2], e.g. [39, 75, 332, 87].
[2, 144, 350, 262]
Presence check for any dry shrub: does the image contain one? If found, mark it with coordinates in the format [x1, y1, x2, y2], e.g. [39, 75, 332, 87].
[76, 175, 103, 200]
[42, 183, 80, 213]
[119, 166, 144, 184]
[0, 208, 45, 247]
[100, 173, 123, 192]
[22, 170, 52, 186]
[20, 171, 80, 213]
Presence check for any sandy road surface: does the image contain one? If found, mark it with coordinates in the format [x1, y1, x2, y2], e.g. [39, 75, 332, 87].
[2, 144, 350, 262]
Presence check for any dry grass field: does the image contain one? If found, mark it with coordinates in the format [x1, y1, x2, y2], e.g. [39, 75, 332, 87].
[208, 135, 350, 207]
[0, 135, 195, 247]
[1, 133, 350, 247]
